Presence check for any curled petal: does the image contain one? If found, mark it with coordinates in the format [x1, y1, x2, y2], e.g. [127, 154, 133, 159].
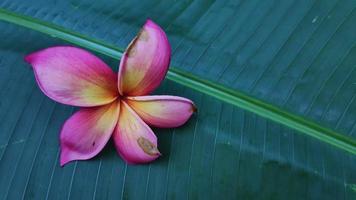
[118, 19, 171, 96]
[25, 46, 118, 107]
[126, 95, 196, 128]
[60, 101, 120, 166]
[113, 101, 160, 164]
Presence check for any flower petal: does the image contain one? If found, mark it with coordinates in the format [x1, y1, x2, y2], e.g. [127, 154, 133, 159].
[126, 95, 196, 128]
[25, 46, 118, 107]
[60, 101, 120, 166]
[113, 101, 160, 164]
[118, 19, 171, 96]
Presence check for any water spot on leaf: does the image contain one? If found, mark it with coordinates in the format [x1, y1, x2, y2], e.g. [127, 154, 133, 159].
[312, 16, 318, 23]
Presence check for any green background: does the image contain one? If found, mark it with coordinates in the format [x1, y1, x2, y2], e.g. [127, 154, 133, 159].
[0, 0, 355, 199]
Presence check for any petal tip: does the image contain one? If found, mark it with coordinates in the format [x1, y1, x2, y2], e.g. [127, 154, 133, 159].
[144, 18, 155, 27]
[191, 104, 198, 113]
[143, 19, 167, 37]
[60, 144, 77, 167]
[24, 53, 36, 64]
[59, 150, 72, 167]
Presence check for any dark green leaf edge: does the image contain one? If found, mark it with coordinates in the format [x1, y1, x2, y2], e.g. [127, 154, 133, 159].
[0, 8, 355, 155]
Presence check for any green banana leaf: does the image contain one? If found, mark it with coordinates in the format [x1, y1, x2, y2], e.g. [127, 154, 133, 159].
[0, 0, 355, 199]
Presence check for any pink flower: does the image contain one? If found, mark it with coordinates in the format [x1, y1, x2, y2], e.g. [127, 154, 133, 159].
[25, 19, 196, 166]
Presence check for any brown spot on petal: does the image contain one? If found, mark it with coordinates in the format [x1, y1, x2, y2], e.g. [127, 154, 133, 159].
[126, 28, 149, 57]
[137, 137, 160, 156]
[138, 29, 149, 41]
[126, 36, 138, 57]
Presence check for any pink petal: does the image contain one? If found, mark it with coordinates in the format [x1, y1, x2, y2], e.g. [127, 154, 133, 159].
[126, 95, 196, 128]
[118, 19, 171, 96]
[25, 46, 118, 107]
[60, 101, 120, 166]
[113, 101, 160, 164]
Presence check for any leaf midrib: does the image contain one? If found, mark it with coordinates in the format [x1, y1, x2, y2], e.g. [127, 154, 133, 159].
[0, 8, 355, 155]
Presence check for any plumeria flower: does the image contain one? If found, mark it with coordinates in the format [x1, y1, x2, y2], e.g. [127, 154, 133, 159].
[25, 19, 196, 166]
